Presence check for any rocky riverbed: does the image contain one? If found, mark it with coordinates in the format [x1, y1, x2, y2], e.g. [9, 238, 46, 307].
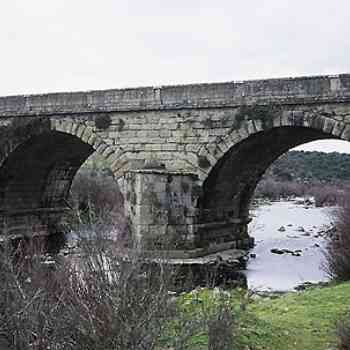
[245, 198, 336, 292]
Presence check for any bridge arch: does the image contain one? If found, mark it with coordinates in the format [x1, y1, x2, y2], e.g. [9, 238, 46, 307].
[0, 119, 123, 238]
[199, 112, 348, 226]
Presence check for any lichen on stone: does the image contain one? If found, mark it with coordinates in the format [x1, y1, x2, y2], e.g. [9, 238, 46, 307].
[234, 104, 281, 129]
[95, 114, 111, 129]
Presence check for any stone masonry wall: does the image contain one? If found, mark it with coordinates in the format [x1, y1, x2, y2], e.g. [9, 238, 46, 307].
[1, 75, 350, 250]
[122, 170, 199, 250]
[0, 75, 350, 185]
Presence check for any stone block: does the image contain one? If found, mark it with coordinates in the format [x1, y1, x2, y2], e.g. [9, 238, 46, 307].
[322, 117, 336, 134]
[341, 125, 350, 141]
[332, 121, 346, 137]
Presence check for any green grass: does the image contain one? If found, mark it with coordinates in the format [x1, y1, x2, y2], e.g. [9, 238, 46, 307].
[176, 282, 350, 350]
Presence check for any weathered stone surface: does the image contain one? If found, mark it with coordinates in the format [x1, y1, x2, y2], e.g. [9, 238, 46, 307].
[0, 74, 350, 253]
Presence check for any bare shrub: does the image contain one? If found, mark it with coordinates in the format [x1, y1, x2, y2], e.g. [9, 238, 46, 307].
[255, 179, 307, 200]
[0, 240, 173, 349]
[254, 179, 281, 200]
[323, 196, 350, 281]
[336, 315, 350, 350]
[67, 168, 130, 244]
[0, 232, 243, 350]
[207, 301, 236, 350]
[64, 243, 175, 349]
[255, 178, 350, 207]
[278, 181, 307, 198]
[69, 169, 123, 222]
[0, 242, 74, 349]
[310, 184, 345, 207]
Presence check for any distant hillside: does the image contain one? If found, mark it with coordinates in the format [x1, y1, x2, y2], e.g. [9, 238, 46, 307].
[80, 150, 350, 184]
[266, 150, 350, 183]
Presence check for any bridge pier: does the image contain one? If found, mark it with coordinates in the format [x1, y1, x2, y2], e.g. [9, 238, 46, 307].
[122, 169, 253, 258]
[122, 169, 198, 251]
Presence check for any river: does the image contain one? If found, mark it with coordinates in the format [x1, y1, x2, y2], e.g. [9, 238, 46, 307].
[245, 199, 336, 292]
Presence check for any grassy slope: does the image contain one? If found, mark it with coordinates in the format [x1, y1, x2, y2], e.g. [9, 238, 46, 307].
[245, 282, 350, 349]
[182, 282, 350, 350]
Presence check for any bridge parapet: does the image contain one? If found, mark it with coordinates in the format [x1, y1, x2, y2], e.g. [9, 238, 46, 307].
[1, 74, 350, 117]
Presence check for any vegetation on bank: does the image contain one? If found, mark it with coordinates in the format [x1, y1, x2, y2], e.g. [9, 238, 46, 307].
[254, 178, 349, 206]
[179, 282, 350, 350]
[0, 238, 209, 350]
[1, 234, 349, 350]
[267, 150, 350, 183]
[324, 199, 350, 282]
[255, 150, 350, 205]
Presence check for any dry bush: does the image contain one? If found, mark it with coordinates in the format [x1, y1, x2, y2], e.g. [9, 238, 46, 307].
[323, 196, 350, 281]
[336, 315, 350, 350]
[0, 242, 74, 349]
[310, 184, 345, 207]
[0, 240, 173, 349]
[255, 179, 307, 200]
[254, 179, 281, 200]
[207, 301, 236, 350]
[69, 169, 124, 221]
[0, 232, 242, 350]
[67, 168, 130, 245]
[256, 178, 350, 207]
[63, 243, 174, 349]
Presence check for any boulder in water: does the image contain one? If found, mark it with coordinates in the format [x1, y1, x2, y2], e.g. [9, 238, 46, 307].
[271, 248, 285, 255]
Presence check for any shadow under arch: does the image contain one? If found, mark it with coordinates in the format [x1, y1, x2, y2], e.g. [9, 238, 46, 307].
[200, 125, 341, 232]
[0, 120, 123, 246]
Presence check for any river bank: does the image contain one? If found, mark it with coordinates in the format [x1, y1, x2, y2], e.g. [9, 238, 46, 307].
[181, 281, 350, 349]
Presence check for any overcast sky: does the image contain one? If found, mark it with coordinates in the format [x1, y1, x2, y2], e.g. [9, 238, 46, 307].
[1, 0, 350, 152]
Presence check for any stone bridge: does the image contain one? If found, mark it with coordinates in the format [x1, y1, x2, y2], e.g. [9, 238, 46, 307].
[1, 74, 350, 256]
